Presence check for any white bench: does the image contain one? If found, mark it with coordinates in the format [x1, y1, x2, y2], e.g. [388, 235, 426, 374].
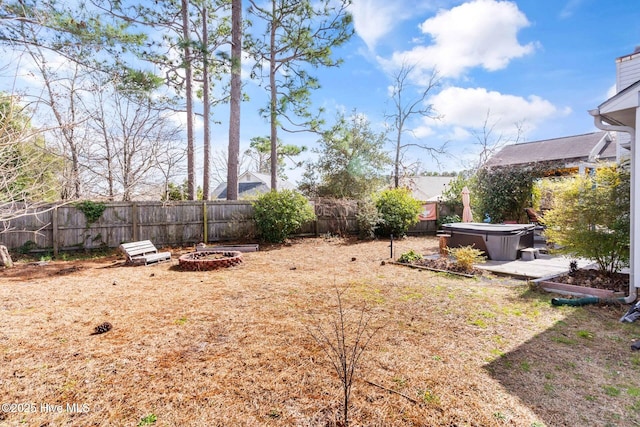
[119, 240, 171, 266]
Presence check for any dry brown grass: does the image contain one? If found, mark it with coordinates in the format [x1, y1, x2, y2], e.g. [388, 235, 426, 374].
[1, 236, 640, 427]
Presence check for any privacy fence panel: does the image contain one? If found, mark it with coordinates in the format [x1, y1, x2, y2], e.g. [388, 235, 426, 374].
[136, 202, 204, 246]
[207, 201, 256, 242]
[1, 205, 54, 250]
[1, 199, 438, 253]
[307, 198, 359, 235]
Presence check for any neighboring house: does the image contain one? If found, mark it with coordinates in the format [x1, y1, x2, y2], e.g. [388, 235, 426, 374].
[590, 47, 640, 299]
[398, 175, 455, 202]
[485, 131, 618, 175]
[211, 171, 296, 199]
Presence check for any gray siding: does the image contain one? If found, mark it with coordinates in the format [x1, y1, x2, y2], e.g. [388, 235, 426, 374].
[617, 51, 640, 92]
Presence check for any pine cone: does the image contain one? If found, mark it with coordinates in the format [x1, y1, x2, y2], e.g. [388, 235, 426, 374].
[91, 322, 113, 335]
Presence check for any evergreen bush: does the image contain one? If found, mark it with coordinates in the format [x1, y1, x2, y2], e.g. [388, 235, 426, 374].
[374, 188, 422, 237]
[252, 190, 316, 243]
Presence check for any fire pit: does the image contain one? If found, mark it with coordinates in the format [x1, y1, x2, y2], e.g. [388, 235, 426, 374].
[178, 251, 243, 271]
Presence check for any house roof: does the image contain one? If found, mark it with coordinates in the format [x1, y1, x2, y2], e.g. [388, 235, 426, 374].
[211, 171, 297, 199]
[245, 172, 296, 191]
[484, 131, 617, 168]
[596, 79, 640, 128]
[215, 182, 264, 199]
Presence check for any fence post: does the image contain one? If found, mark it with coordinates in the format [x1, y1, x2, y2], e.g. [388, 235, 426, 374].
[203, 201, 208, 243]
[132, 202, 138, 241]
[52, 206, 59, 258]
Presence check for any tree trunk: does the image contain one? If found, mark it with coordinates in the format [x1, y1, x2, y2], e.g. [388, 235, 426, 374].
[181, 0, 196, 200]
[0, 245, 13, 268]
[227, 0, 242, 200]
[202, 5, 211, 201]
[394, 131, 401, 188]
[269, 0, 278, 192]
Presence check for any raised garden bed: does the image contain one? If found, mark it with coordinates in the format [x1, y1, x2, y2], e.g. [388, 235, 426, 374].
[392, 256, 483, 278]
[534, 269, 628, 298]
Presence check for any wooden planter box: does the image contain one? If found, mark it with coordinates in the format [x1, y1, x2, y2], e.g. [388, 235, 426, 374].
[533, 274, 626, 298]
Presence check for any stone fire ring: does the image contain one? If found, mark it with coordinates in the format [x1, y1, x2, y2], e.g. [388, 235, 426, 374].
[178, 250, 243, 271]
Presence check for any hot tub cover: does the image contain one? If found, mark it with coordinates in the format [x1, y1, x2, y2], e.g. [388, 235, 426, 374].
[442, 223, 535, 234]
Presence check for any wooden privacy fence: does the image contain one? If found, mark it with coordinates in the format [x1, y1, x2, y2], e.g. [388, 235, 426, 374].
[1, 199, 438, 254]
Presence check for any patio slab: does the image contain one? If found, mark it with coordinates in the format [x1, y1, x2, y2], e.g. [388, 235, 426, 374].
[477, 254, 595, 280]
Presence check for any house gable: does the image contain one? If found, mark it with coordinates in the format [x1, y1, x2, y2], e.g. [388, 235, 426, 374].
[211, 171, 297, 199]
[485, 131, 616, 170]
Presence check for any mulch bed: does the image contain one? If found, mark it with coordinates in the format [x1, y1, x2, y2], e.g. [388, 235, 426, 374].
[402, 256, 484, 276]
[544, 269, 629, 293]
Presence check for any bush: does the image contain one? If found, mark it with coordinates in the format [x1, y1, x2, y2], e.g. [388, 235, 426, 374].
[437, 214, 461, 228]
[398, 249, 423, 263]
[374, 188, 422, 237]
[474, 165, 544, 223]
[543, 165, 630, 274]
[356, 197, 381, 239]
[447, 245, 485, 273]
[252, 190, 316, 243]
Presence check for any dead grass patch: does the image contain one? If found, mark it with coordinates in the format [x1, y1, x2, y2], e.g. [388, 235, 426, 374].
[1, 236, 640, 426]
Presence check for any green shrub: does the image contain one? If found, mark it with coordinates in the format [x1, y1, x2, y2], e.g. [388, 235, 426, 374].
[437, 214, 461, 228]
[252, 190, 316, 243]
[447, 245, 485, 272]
[356, 197, 381, 239]
[474, 165, 544, 223]
[543, 165, 629, 274]
[398, 249, 423, 263]
[375, 188, 422, 237]
[18, 240, 37, 254]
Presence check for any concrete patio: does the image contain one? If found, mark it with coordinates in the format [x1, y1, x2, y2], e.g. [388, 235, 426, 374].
[477, 253, 595, 280]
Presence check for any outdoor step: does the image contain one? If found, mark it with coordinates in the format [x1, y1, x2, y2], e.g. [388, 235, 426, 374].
[519, 248, 539, 261]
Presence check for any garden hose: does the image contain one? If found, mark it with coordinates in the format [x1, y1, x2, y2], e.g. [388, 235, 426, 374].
[551, 297, 625, 306]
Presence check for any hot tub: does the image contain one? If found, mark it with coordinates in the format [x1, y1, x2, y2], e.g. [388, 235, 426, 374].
[441, 223, 535, 261]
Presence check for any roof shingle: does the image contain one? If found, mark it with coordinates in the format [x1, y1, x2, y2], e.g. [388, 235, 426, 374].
[485, 131, 616, 167]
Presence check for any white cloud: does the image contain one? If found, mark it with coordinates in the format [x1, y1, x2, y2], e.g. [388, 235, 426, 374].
[348, 0, 407, 50]
[559, 0, 585, 19]
[411, 124, 436, 139]
[383, 0, 536, 79]
[429, 86, 568, 133]
[349, 0, 443, 51]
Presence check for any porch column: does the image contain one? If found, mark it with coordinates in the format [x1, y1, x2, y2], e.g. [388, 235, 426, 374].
[634, 99, 640, 289]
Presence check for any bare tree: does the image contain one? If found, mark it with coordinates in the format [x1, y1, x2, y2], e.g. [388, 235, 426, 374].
[471, 109, 525, 171]
[0, 93, 62, 226]
[85, 82, 183, 201]
[27, 49, 93, 200]
[211, 148, 251, 190]
[306, 287, 383, 426]
[385, 63, 445, 188]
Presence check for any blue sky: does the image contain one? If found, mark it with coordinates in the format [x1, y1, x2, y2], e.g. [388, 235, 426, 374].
[4, 0, 640, 188]
[234, 0, 640, 183]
